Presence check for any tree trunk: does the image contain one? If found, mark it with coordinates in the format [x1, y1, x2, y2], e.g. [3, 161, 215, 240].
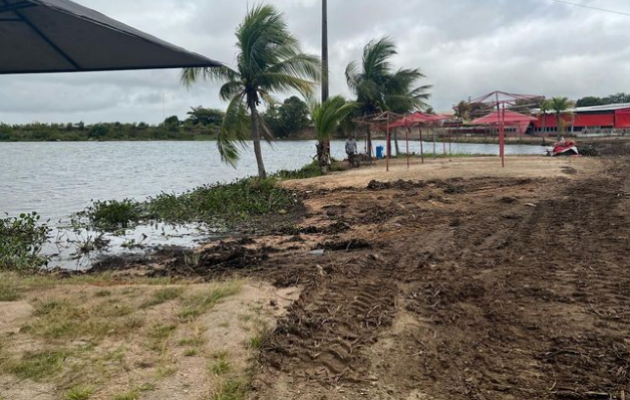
[556, 114, 562, 141]
[394, 129, 400, 156]
[250, 102, 267, 179]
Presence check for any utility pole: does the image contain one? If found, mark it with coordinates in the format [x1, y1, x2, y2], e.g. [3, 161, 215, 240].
[322, 0, 329, 103]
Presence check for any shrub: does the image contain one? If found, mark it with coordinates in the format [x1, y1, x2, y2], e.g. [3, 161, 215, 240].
[0, 212, 50, 271]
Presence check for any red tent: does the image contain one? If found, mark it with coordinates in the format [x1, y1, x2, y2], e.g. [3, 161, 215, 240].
[472, 110, 536, 135]
[389, 112, 450, 128]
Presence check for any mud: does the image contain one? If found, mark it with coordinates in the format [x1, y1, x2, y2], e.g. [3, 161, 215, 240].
[88, 157, 630, 400]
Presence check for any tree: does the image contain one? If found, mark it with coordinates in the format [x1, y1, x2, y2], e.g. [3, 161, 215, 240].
[181, 5, 320, 179]
[346, 37, 430, 157]
[310, 96, 355, 172]
[576, 96, 603, 108]
[274, 96, 310, 138]
[186, 107, 224, 127]
[549, 97, 574, 140]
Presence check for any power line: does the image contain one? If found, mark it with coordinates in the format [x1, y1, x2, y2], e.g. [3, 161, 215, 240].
[548, 0, 630, 17]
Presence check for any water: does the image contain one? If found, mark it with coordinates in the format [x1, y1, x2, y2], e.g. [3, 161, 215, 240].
[0, 140, 544, 268]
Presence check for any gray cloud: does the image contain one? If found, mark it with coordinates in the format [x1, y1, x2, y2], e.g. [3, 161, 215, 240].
[0, 0, 629, 124]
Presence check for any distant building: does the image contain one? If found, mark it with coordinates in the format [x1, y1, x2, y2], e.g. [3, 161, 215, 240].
[533, 103, 630, 134]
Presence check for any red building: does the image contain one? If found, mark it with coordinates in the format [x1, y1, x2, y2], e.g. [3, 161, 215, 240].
[533, 103, 630, 133]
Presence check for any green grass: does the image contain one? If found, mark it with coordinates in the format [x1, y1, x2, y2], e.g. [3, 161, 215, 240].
[113, 390, 139, 400]
[212, 377, 250, 400]
[94, 290, 112, 298]
[210, 352, 231, 375]
[179, 282, 242, 322]
[140, 287, 184, 308]
[66, 385, 94, 400]
[0, 281, 21, 302]
[2, 349, 69, 381]
[183, 348, 198, 357]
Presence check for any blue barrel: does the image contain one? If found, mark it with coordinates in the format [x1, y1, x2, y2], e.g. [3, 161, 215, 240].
[376, 146, 384, 159]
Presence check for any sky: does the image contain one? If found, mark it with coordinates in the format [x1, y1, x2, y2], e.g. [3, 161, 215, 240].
[1, 0, 629, 124]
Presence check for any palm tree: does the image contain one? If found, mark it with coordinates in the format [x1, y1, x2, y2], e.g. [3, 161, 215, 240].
[549, 97, 574, 141]
[310, 96, 356, 173]
[346, 37, 430, 157]
[181, 4, 320, 179]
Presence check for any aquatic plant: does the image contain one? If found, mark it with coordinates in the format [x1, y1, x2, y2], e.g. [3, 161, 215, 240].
[0, 212, 51, 271]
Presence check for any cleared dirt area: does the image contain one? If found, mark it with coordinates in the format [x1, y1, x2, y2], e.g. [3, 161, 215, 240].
[3, 154, 628, 400]
[284, 156, 601, 190]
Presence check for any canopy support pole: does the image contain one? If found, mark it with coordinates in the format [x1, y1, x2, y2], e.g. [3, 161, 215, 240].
[496, 92, 506, 168]
[406, 127, 410, 169]
[419, 126, 424, 164]
[386, 115, 391, 172]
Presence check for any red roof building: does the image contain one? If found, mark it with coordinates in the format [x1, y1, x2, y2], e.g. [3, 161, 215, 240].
[533, 103, 630, 133]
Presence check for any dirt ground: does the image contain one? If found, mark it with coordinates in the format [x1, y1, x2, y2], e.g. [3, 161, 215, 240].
[5, 153, 630, 400]
[284, 156, 600, 190]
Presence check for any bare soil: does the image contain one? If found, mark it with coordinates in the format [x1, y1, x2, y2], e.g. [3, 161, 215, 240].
[9, 154, 630, 399]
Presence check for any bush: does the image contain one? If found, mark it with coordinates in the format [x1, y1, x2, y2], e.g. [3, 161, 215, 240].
[0, 212, 50, 271]
[80, 178, 298, 229]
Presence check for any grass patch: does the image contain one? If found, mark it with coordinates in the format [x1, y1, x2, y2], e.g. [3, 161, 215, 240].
[2, 349, 69, 381]
[210, 352, 231, 375]
[94, 290, 112, 298]
[156, 365, 178, 378]
[247, 335, 264, 350]
[147, 324, 177, 352]
[212, 377, 250, 400]
[183, 348, 198, 357]
[141, 287, 184, 308]
[66, 385, 94, 400]
[179, 281, 242, 322]
[113, 390, 139, 400]
[0, 280, 21, 302]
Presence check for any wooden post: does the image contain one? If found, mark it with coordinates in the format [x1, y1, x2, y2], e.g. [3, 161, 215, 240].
[496, 92, 505, 168]
[386, 115, 391, 172]
[406, 127, 410, 169]
[419, 126, 425, 164]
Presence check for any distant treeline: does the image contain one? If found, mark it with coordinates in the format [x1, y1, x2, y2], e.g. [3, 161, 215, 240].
[0, 97, 320, 142]
[0, 107, 224, 142]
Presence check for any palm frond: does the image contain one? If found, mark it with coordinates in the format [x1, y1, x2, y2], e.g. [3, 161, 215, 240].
[180, 66, 239, 88]
[311, 96, 357, 142]
[218, 94, 250, 166]
[258, 73, 316, 97]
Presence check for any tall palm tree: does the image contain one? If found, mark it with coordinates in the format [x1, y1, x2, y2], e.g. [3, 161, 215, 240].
[310, 96, 356, 173]
[346, 37, 430, 157]
[181, 4, 320, 179]
[549, 97, 574, 141]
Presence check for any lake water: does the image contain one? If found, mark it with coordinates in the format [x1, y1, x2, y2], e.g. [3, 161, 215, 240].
[0, 140, 544, 268]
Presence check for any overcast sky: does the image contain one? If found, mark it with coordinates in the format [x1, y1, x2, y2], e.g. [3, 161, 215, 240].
[1, 0, 629, 124]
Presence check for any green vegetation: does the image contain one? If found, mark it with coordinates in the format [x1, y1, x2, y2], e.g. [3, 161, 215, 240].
[0, 108, 224, 142]
[2, 349, 69, 381]
[548, 97, 575, 140]
[113, 390, 139, 400]
[0, 212, 51, 271]
[210, 352, 231, 375]
[141, 287, 184, 308]
[212, 377, 251, 400]
[81, 177, 297, 230]
[310, 96, 356, 171]
[346, 37, 431, 153]
[576, 92, 630, 107]
[66, 385, 94, 400]
[179, 282, 242, 322]
[181, 4, 320, 179]
[264, 96, 311, 139]
[0, 280, 21, 302]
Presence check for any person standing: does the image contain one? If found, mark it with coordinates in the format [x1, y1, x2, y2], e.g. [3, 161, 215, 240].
[346, 136, 358, 167]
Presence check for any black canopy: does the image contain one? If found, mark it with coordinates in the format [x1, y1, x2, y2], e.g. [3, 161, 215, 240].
[0, 0, 222, 74]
